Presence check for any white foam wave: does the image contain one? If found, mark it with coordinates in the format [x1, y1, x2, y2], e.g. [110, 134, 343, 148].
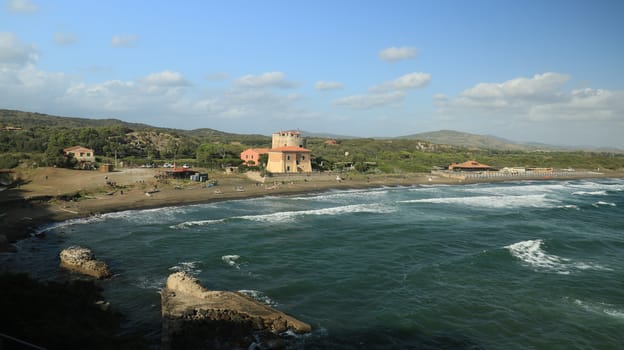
[291, 189, 388, 202]
[222, 255, 241, 269]
[505, 240, 612, 274]
[568, 182, 624, 192]
[240, 203, 395, 223]
[573, 190, 608, 196]
[238, 289, 278, 307]
[103, 205, 190, 223]
[170, 218, 226, 229]
[34, 215, 106, 235]
[402, 194, 559, 209]
[505, 239, 571, 274]
[468, 183, 567, 196]
[558, 204, 580, 210]
[169, 260, 202, 275]
[593, 201, 616, 207]
[573, 299, 624, 320]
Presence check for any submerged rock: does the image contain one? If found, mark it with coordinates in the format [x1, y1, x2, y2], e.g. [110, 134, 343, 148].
[161, 271, 311, 349]
[59, 246, 112, 279]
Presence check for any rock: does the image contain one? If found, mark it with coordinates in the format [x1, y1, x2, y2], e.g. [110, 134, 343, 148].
[161, 272, 311, 350]
[59, 246, 112, 279]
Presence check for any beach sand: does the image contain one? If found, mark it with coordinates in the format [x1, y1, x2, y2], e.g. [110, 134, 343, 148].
[1, 166, 622, 251]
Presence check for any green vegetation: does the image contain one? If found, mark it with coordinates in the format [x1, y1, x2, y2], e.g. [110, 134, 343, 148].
[2, 109, 623, 172]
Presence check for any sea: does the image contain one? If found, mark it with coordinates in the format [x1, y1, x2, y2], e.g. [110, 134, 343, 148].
[2, 178, 623, 349]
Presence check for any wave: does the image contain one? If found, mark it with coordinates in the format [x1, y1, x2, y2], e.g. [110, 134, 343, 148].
[572, 190, 608, 196]
[222, 255, 242, 269]
[505, 239, 612, 274]
[557, 204, 580, 210]
[34, 215, 106, 235]
[136, 275, 167, 291]
[238, 289, 278, 307]
[568, 182, 624, 193]
[170, 218, 225, 229]
[171, 203, 394, 228]
[401, 194, 559, 209]
[592, 201, 616, 207]
[467, 183, 568, 196]
[571, 299, 624, 320]
[239, 203, 395, 223]
[168, 260, 202, 275]
[290, 188, 388, 202]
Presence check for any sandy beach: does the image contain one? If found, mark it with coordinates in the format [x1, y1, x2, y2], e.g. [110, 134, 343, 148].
[1, 166, 622, 251]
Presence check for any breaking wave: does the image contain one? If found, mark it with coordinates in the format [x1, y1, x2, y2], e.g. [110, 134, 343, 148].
[168, 260, 202, 275]
[169, 218, 225, 229]
[571, 299, 624, 320]
[505, 239, 611, 274]
[238, 289, 279, 307]
[34, 215, 106, 235]
[239, 203, 395, 223]
[402, 194, 559, 209]
[290, 189, 388, 202]
[573, 190, 608, 196]
[593, 201, 616, 207]
[171, 203, 395, 228]
[222, 255, 242, 269]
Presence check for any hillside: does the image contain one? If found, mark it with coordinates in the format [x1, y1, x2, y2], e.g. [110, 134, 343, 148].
[398, 130, 539, 151]
[0, 109, 152, 130]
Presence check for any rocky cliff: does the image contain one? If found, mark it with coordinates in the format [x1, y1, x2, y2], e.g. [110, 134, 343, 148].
[161, 271, 311, 349]
[59, 246, 112, 279]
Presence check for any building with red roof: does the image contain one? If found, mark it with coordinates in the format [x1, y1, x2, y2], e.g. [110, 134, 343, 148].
[448, 160, 495, 172]
[266, 146, 312, 173]
[240, 148, 269, 166]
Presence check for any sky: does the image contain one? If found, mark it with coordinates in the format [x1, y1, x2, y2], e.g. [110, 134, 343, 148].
[1, 0, 623, 148]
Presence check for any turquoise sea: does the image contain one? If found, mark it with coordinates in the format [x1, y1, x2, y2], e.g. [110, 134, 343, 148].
[2, 178, 624, 349]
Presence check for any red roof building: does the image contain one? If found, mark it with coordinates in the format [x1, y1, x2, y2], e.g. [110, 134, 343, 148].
[448, 160, 495, 172]
[240, 148, 269, 166]
[63, 146, 95, 163]
[266, 146, 312, 173]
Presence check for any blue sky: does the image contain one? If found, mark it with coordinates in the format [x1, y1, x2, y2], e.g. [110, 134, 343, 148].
[1, 0, 623, 147]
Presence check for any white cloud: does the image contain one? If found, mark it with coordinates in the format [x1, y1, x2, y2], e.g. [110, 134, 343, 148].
[0, 32, 39, 66]
[111, 34, 138, 48]
[435, 72, 624, 124]
[141, 70, 189, 87]
[315, 81, 343, 91]
[334, 72, 430, 110]
[459, 72, 569, 101]
[234, 71, 298, 89]
[54, 32, 77, 46]
[370, 72, 431, 93]
[379, 46, 417, 62]
[333, 91, 405, 109]
[6, 0, 38, 13]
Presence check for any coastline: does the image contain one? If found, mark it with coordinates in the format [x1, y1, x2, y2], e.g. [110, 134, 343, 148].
[2, 168, 623, 252]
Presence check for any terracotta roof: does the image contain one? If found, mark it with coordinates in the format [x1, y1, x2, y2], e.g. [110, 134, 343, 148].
[250, 148, 270, 153]
[63, 145, 93, 152]
[449, 160, 492, 169]
[270, 146, 311, 152]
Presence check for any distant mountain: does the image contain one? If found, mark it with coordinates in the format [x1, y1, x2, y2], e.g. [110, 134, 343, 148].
[398, 130, 554, 151]
[0, 109, 152, 130]
[0, 109, 238, 139]
[300, 130, 358, 139]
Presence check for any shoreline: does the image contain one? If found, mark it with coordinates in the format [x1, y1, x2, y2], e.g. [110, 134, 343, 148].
[2, 168, 623, 252]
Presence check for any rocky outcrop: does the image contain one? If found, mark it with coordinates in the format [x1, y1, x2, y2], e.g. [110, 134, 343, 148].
[59, 246, 112, 279]
[161, 272, 311, 349]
